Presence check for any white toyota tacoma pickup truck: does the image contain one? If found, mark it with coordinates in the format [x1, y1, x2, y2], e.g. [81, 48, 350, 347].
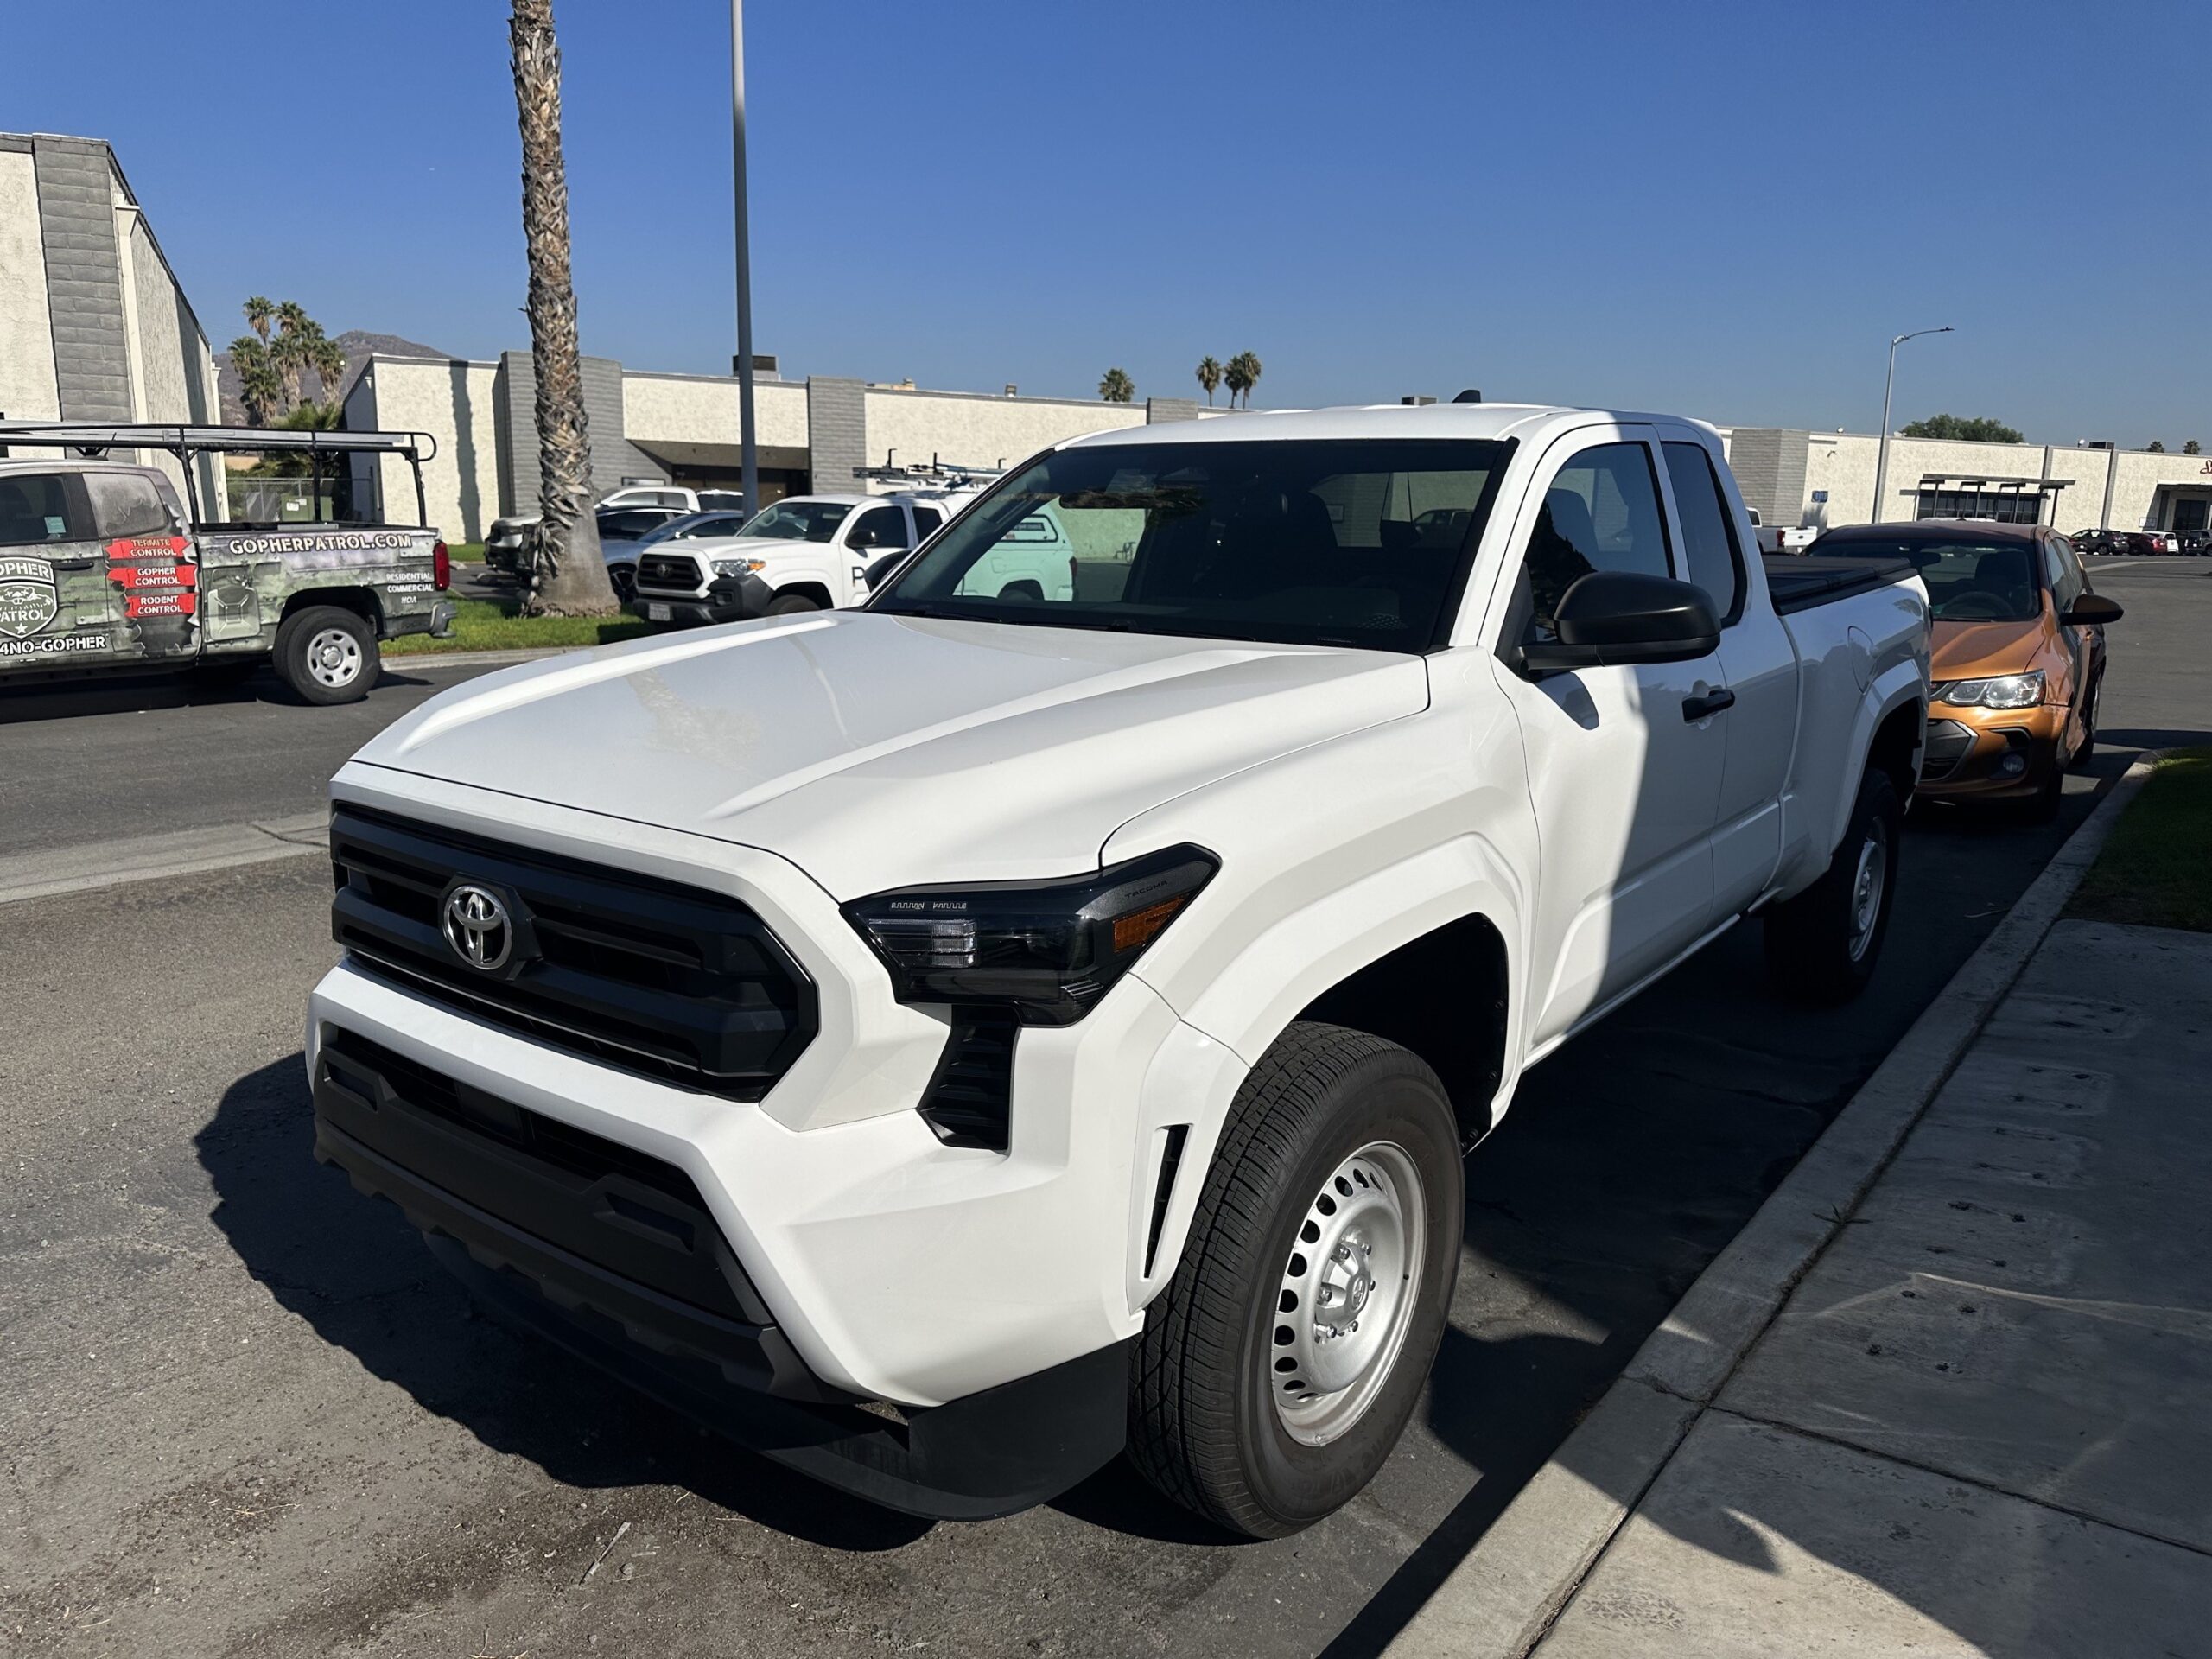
[306, 404, 1929, 1535]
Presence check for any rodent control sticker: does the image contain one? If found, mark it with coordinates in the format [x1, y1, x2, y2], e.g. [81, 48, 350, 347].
[0, 556, 60, 639]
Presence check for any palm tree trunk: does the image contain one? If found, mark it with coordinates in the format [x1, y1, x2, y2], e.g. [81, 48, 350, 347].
[510, 0, 615, 617]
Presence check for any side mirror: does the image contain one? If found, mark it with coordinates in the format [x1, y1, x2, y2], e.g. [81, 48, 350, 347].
[2063, 593, 2124, 626]
[1521, 570, 1719, 671]
[863, 551, 905, 592]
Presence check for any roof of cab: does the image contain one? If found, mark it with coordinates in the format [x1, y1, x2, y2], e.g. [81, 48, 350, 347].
[1058, 402, 1713, 450]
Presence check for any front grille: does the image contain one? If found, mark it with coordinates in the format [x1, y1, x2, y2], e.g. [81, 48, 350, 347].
[637, 552, 702, 588]
[1923, 718, 1974, 781]
[330, 807, 815, 1099]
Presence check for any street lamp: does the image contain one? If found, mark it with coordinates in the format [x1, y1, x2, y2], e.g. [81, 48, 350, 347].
[1872, 327, 1952, 522]
[730, 0, 758, 521]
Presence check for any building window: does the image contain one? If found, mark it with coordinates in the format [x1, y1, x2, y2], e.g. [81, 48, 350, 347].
[1913, 488, 2047, 524]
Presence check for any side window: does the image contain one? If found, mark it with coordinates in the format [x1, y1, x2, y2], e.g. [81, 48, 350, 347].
[1661, 442, 1745, 623]
[0, 473, 92, 546]
[86, 471, 174, 539]
[2045, 535, 2084, 609]
[847, 505, 908, 550]
[1519, 442, 1671, 643]
[912, 506, 944, 537]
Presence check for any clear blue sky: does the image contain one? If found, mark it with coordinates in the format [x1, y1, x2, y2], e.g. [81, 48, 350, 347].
[4, 0, 2205, 446]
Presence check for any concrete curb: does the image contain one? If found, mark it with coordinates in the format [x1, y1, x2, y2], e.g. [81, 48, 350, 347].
[0, 811, 329, 906]
[1383, 753, 2163, 1659]
[382, 645, 582, 670]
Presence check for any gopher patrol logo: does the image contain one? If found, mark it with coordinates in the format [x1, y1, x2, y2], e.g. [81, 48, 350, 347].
[0, 556, 60, 639]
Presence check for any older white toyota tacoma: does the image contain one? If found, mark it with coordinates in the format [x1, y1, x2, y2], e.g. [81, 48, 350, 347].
[307, 404, 1929, 1535]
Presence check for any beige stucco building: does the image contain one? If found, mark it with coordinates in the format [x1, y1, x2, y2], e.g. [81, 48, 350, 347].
[0, 131, 222, 512]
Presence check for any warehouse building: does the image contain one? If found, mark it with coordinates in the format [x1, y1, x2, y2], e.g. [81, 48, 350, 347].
[0, 131, 223, 510]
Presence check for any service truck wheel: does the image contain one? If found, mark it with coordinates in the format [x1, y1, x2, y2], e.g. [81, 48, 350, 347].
[275, 605, 378, 706]
[766, 592, 823, 615]
[1128, 1022, 1461, 1538]
[1764, 766, 1901, 1004]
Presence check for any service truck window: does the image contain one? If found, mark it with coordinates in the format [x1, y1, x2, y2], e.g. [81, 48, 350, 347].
[1518, 442, 1672, 644]
[86, 472, 172, 539]
[1661, 442, 1744, 622]
[741, 500, 852, 543]
[0, 474, 90, 547]
[873, 438, 1509, 652]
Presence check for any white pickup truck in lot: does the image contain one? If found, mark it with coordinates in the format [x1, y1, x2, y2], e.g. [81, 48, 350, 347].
[306, 403, 1929, 1535]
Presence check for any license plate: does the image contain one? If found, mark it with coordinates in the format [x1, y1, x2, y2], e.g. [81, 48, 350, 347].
[645, 602, 671, 621]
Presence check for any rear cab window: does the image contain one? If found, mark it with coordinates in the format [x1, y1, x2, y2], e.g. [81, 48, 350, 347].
[1660, 442, 1745, 624]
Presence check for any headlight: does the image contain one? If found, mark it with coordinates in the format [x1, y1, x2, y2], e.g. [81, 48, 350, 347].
[710, 557, 766, 577]
[842, 845, 1218, 1025]
[1940, 671, 2044, 709]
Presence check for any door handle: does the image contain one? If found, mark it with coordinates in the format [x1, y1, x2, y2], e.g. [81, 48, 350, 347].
[48, 556, 98, 571]
[1682, 687, 1736, 722]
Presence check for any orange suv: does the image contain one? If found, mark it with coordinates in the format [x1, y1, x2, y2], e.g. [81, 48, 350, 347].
[1803, 521, 2123, 816]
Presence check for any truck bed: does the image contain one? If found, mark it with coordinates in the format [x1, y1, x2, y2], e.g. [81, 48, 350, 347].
[1763, 554, 1915, 615]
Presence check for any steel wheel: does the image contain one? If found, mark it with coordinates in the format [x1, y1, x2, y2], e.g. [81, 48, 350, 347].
[1847, 827, 1887, 964]
[305, 626, 364, 690]
[1270, 1141, 1427, 1447]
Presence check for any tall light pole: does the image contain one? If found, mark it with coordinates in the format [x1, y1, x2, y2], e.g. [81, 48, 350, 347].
[1872, 326, 1951, 522]
[730, 0, 758, 520]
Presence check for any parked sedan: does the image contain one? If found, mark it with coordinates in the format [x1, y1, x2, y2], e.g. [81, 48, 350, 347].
[2069, 527, 2127, 558]
[1806, 521, 2122, 817]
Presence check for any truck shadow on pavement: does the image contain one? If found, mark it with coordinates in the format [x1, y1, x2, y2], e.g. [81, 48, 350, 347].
[196, 1052, 935, 1552]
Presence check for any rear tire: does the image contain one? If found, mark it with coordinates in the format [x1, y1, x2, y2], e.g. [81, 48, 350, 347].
[766, 592, 823, 615]
[1128, 1023, 1461, 1539]
[1764, 766, 1901, 1004]
[274, 605, 378, 706]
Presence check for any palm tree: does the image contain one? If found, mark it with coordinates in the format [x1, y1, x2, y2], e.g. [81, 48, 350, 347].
[1222, 355, 1249, 409]
[244, 296, 275, 345]
[230, 335, 280, 426]
[1195, 355, 1222, 406]
[509, 0, 615, 616]
[308, 334, 351, 409]
[1099, 366, 1135, 404]
[1229, 351, 1263, 408]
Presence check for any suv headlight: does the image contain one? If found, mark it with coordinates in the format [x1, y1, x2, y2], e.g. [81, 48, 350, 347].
[1940, 671, 2044, 709]
[843, 845, 1217, 1025]
[710, 556, 766, 577]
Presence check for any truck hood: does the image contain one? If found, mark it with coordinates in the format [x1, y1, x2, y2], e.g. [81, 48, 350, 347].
[349, 612, 1428, 897]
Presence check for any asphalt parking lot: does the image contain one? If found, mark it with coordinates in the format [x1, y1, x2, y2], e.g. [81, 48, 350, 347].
[4, 560, 2208, 1657]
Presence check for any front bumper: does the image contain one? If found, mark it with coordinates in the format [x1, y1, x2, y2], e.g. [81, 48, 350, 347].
[1916, 704, 2066, 800]
[310, 1024, 1132, 1518]
[632, 571, 774, 626]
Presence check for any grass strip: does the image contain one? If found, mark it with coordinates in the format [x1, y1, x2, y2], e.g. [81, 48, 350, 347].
[2067, 747, 2212, 932]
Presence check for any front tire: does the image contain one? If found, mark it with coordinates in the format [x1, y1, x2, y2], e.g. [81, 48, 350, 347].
[273, 605, 378, 706]
[766, 591, 823, 615]
[1128, 1023, 1462, 1538]
[1764, 766, 1902, 1004]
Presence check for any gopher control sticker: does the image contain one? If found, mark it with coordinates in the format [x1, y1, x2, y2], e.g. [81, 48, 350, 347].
[0, 556, 60, 639]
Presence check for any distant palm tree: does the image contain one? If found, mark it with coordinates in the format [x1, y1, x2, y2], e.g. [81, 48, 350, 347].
[230, 335, 280, 425]
[1229, 351, 1263, 408]
[244, 296, 275, 345]
[308, 335, 351, 409]
[1222, 355, 1249, 408]
[1100, 366, 1135, 404]
[1195, 355, 1222, 406]
[510, 0, 616, 616]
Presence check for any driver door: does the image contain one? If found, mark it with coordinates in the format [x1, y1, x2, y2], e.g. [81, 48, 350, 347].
[1487, 426, 1731, 1048]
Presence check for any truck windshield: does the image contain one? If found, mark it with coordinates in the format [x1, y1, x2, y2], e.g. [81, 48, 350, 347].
[870, 438, 1509, 652]
[1821, 537, 2041, 623]
[739, 501, 852, 543]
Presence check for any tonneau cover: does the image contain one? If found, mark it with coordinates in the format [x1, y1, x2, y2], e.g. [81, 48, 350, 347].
[1763, 553, 1916, 615]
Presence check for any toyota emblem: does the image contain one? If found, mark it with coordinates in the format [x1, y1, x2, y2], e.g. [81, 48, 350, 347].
[442, 883, 513, 971]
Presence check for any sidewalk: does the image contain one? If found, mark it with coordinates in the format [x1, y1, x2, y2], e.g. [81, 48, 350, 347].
[1429, 915, 2212, 1656]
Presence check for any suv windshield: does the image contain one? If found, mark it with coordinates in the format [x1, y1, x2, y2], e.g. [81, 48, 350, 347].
[739, 500, 853, 543]
[1820, 535, 2042, 622]
[871, 439, 1509, 651]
